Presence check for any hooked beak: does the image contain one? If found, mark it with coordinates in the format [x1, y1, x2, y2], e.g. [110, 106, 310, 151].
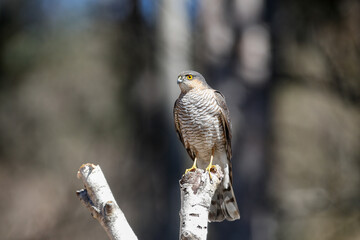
[177, 76, 183, 84]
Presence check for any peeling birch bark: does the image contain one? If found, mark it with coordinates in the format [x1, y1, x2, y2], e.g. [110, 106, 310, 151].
[179, 165, 223, 240]
[76, 163, 138, 240]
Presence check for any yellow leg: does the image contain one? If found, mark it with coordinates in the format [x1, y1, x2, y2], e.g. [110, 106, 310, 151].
[205, 154, 216, 180]
[185, 158, 197, 174]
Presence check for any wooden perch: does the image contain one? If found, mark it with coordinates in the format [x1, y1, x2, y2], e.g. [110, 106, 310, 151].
[179, 165, 223, 240]
[76, 163, 223, 240]
[76, 163, 138, 240]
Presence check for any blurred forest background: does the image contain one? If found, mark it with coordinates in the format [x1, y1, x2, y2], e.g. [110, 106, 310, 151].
[0, 0, 359, 239]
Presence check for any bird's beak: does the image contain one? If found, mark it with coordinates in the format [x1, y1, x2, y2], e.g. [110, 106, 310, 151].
[177, 76, 183, 84]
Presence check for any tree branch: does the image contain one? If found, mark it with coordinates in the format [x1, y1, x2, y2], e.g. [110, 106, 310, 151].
[179, 165, 223, 240]
[76, 163, 138, 240]
[77, 163, 223, 240]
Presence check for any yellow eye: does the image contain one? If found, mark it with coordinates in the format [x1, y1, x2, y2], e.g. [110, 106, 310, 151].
[186, 75, 193, 80]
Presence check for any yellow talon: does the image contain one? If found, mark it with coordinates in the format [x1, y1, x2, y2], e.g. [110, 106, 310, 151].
[185, 158, 197, 174]
[205, 155, 215, 180]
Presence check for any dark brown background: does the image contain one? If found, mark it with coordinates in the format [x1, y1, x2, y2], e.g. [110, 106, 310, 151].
[0, 0, 359, 239]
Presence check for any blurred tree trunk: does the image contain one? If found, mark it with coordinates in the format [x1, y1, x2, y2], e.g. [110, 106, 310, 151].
[270, 0, 360, 240]
[196, 0, 274, 239]
[157, 0, 191, 238]
[0, 0, 44, 90]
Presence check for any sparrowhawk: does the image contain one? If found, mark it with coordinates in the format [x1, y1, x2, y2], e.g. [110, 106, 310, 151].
[173, 70, 240, 222]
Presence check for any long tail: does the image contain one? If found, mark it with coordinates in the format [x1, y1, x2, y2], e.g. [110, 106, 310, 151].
[208, 178, 240, 222]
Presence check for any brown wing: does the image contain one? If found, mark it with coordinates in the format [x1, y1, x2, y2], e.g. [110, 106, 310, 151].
[214, 90, 232, 160]
[173, 99, 196, 160]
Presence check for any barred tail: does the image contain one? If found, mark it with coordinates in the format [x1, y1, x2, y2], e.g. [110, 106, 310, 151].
[208, 181, 240, 222]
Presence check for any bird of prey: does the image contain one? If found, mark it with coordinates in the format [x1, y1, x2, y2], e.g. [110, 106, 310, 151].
[173, 70, 240, 222]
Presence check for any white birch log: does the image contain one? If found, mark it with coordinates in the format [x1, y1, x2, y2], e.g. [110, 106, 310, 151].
[76, 163, 138, 240]
[179, 165, 223, 240]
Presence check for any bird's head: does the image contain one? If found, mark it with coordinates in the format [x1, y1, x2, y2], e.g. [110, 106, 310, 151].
[177, 70, 208, 93]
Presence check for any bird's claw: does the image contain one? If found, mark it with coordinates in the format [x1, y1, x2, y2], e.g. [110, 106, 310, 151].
[205, 165, 216, 181]
[184, 166, 197, 174]
[184, 158, 197, 175]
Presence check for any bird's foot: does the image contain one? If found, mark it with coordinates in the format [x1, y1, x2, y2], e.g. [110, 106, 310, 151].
[205, 164, 217, 180]
[184, 158, 197, 174]
[205, 153, 215, 180]
[184, 166, 197, 174]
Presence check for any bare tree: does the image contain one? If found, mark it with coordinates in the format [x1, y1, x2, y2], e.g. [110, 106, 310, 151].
[77, 163, 224, 240]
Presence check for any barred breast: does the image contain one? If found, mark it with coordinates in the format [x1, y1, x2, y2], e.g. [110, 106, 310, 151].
[176, 89, 226, 165]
